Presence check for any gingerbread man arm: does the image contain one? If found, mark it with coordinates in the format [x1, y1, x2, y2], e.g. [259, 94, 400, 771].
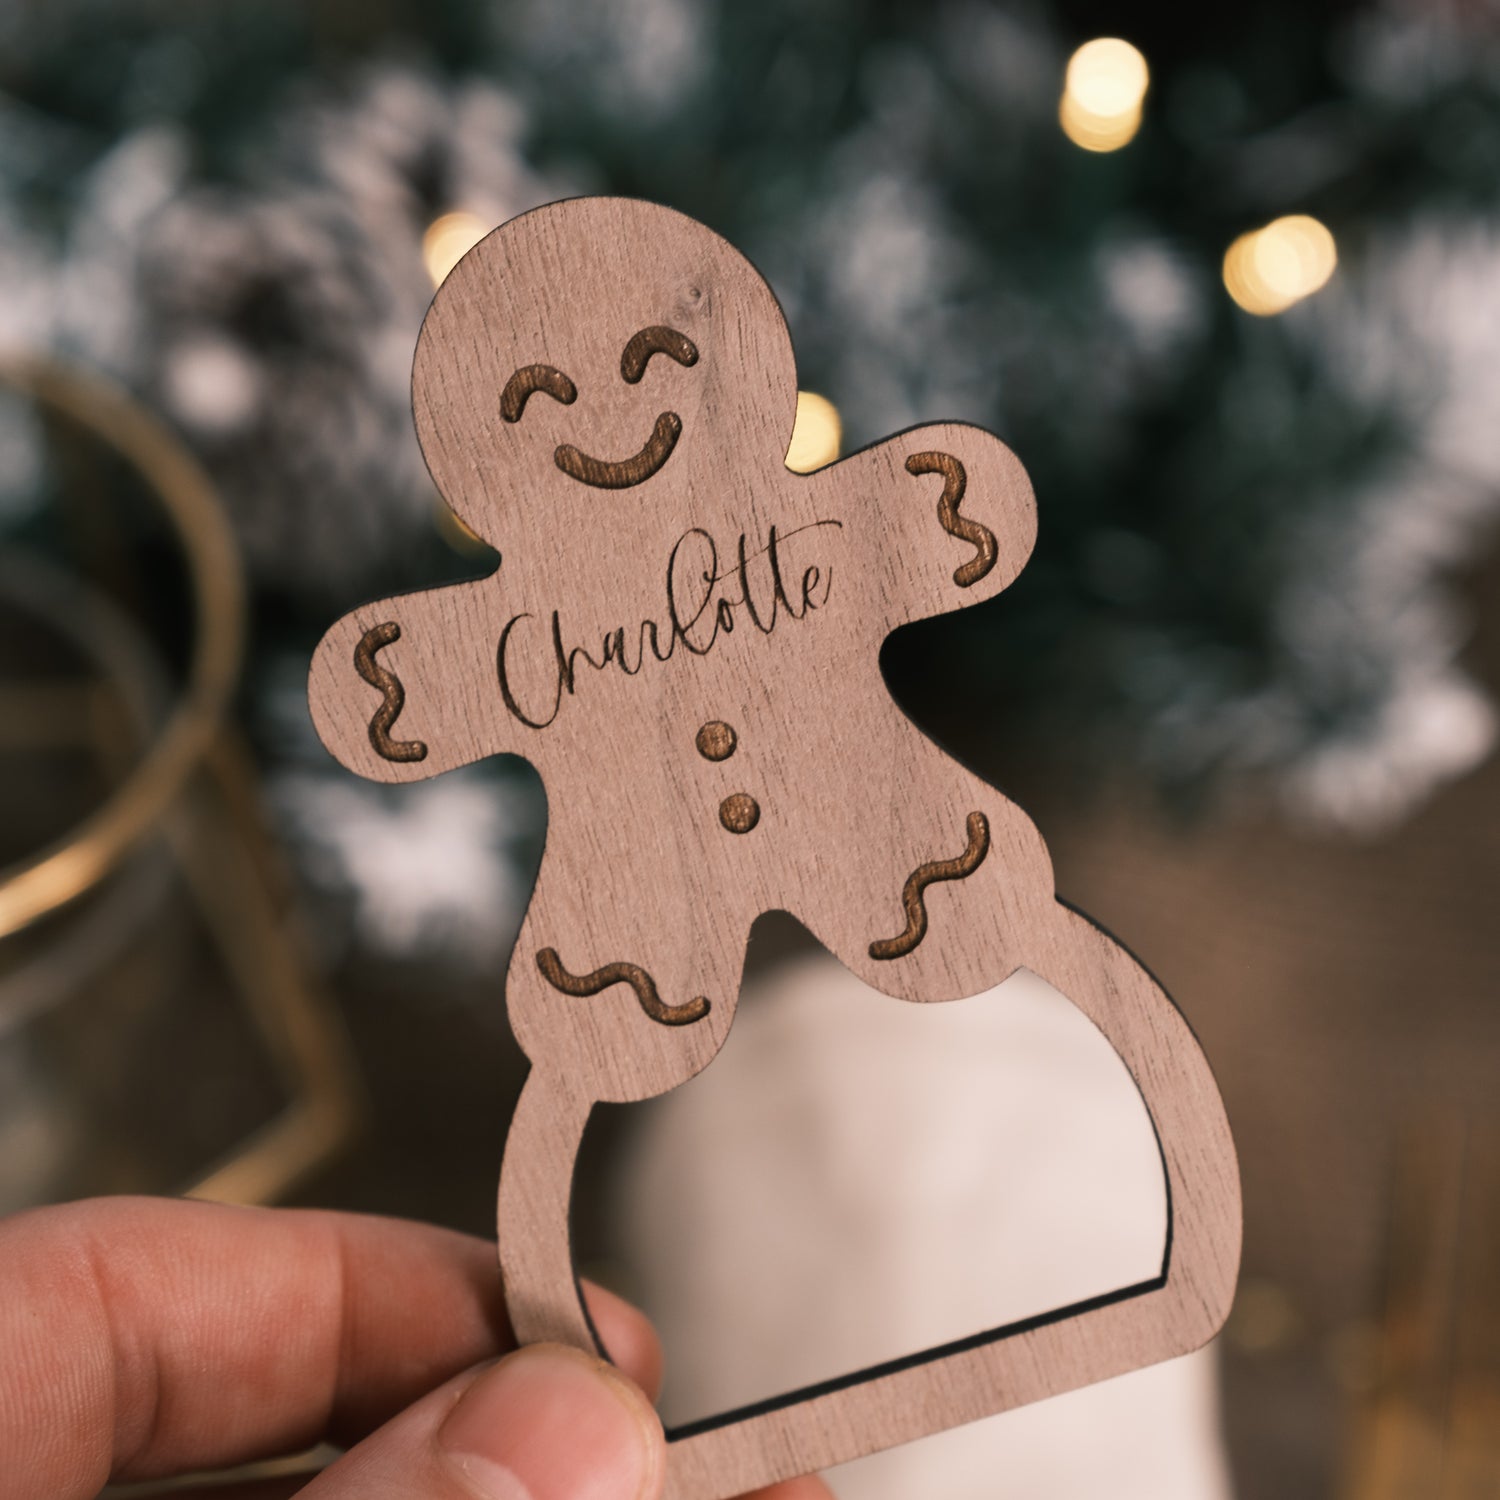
[811, 421, 1037, 632]
[307, 576, 531, 784]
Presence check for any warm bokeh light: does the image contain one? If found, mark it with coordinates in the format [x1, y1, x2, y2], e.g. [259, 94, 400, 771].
[1223, 215, 1338, 316]
[1060, 93, 1143, 153]
[435, 500, 488, 554]
[1066, 38, 1149, 116]
[1060, 38, 1149, 153]
[422, 210, 490, 288]
[784, 391, 842, 473]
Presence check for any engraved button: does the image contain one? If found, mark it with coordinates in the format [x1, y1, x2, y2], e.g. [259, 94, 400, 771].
[696, 720, 737, 761]
[719, 794, 760, 834]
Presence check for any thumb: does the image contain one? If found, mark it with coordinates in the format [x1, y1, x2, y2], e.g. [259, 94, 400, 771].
[302, 1343, 665, 1500]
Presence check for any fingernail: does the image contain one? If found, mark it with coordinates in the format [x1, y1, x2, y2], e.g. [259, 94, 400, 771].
[439, 1343, 663, 1500]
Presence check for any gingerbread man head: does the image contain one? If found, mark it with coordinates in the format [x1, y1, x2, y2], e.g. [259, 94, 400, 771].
[412, 198, 800, 568]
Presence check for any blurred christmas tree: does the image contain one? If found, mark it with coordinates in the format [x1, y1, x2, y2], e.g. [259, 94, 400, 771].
[4, 0, 1500, 955]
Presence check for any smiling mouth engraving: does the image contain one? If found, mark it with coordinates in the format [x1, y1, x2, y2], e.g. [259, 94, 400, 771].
[555, 411, 683, 489]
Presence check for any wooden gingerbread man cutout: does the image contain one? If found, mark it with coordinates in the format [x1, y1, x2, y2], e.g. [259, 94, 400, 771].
[308, 197, 1240, 1500]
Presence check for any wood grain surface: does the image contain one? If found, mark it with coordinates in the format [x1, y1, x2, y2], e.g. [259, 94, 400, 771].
[307, 196, 1241, 1499]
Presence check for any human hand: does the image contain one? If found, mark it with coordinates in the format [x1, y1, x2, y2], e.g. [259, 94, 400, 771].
[3, 1196, 833, 1500]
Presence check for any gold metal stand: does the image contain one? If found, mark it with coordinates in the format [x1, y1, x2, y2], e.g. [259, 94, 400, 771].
[0, 358, 358, 1206]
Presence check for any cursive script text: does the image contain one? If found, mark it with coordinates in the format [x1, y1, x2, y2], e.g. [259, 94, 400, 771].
[497, 518, 842, 729]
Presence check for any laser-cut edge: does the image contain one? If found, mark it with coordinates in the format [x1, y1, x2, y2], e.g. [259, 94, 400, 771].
[663, 1274, 1167, 1441]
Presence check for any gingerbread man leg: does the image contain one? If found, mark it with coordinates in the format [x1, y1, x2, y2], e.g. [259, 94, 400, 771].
[788, 713, 1053, 1003]
[497, 855, 745, 1353]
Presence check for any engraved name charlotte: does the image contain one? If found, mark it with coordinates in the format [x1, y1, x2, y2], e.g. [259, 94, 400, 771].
[496, 517, 843, 730]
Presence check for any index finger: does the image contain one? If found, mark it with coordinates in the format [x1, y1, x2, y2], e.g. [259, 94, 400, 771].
[3, 1196, 659, 1498]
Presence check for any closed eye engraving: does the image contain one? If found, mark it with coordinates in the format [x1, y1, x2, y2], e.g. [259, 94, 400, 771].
[354, 621, 428, 763]
[501, 364, 578, 423]
[536, 947, 710, 1026]
[620, 326, 699, 384]
[869, 811, 990, 959]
